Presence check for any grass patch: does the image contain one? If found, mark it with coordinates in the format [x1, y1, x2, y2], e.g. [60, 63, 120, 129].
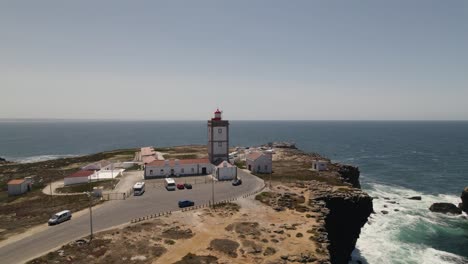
[234, 160, 246, 169]
[0, 148, 136, 240]
[0, 191, 101, 241]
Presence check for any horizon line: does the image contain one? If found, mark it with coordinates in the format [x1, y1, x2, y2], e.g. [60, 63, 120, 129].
[1, 118, 468, 122]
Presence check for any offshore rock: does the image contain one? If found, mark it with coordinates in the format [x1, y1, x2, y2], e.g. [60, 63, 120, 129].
[429, 203, 462, 215]
[460, 187, 468, 214]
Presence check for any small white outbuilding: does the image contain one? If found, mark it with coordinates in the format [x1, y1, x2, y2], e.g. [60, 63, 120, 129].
[64, 170, 95, 186]
[7, 179, 31, 196]
[215, 161, 237, 181]
[312, 160, 328, 171]
[246, 152, 272, 174]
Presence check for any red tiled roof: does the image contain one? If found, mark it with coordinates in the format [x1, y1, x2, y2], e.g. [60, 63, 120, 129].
[65, 170, 95, 178]
[147, 158, 210, 166]
[142, 156, 156, 164]
[141, 147, 155, 156]
[246, 152, 264, 161]
[217, 161, 234, 168]
[8, 179, 25, 185]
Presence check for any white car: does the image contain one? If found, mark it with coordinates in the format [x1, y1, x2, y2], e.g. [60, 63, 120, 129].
[48, 210, 72, 225]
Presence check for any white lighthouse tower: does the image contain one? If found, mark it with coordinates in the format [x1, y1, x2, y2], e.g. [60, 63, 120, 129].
[208, 109, 229, 164]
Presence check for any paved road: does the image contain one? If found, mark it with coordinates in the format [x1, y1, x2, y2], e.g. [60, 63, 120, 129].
[0, 169, 264, 264]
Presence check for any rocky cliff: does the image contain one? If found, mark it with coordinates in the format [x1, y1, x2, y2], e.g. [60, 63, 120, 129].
[309, 181, 373, 264]
[336, 165, 361, 189]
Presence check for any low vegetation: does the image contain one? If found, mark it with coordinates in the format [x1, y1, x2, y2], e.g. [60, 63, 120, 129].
[0, 192, 101, 241]
[0, 148, 136, 241]
[55, 179, 119, 194]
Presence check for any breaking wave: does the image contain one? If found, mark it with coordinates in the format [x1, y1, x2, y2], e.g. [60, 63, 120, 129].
[350, 182, 468, 264]
[7, 154, 78, 163]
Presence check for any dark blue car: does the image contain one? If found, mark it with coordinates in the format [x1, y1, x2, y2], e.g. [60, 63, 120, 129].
[178, 200, 195, 208]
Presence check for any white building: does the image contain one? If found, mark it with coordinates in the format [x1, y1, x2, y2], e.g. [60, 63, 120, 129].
[7, 179, 31, 196]
[144, 158, 213, 179]
[214, 161, 237, 181]
[208, 109, 229, 164]
[246, 152, 272, 174]
[64, 170, 95, 186]
[312, 160, 328, 171]
[81, 160, 112, 171]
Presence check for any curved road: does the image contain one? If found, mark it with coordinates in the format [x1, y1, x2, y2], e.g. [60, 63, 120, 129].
[0, 169, 264, 264]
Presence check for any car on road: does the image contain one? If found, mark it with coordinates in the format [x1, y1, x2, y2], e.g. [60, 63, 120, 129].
[177, 183, 185, 190]
[232, 179, 242, 186]
[48, 210, 72, 225]
[184, 183, 192, 189]
[178, 200, 195, 208]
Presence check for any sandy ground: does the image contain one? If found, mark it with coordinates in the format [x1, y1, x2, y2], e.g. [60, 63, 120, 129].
[30, 183, 329, 264]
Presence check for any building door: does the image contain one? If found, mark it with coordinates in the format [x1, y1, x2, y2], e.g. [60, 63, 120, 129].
[170, 169, 175, 176]
[248, 165, 252, 171]
[202, 167, 207, 174]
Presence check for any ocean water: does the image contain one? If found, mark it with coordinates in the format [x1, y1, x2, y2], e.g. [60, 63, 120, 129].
[0, 120, 467, 263]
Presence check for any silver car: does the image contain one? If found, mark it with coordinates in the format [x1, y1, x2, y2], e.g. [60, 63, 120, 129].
[48, 210, 72, 225]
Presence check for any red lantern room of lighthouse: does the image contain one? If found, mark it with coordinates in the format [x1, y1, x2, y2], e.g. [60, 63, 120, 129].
[212, 108, 222, 121]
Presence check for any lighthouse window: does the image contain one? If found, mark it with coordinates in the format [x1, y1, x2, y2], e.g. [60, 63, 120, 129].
[218, 128, 222, 133]
[218, 142, 222, 147]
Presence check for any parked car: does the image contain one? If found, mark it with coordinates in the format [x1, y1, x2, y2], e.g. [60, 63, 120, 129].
[232, 179, 242, 186]
[177, 183, 185, 190]
[48, 210, 72, 225]
[184, 183, 192, 189]
[178, 200, 195, 208]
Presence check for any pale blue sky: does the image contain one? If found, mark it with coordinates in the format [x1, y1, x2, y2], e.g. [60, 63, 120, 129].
[1, 0, 467, 120]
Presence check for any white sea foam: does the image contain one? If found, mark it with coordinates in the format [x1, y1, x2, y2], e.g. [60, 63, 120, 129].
[350, 183, 467, 264]
[8, 154, 78, 163]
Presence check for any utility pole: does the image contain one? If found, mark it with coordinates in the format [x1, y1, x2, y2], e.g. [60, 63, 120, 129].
[211, 176, 215, 209]
[269, 172, 272, 188]
[86, 192, 94, 241]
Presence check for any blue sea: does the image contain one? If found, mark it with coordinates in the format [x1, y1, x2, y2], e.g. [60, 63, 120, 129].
[0, 120, 467, 263]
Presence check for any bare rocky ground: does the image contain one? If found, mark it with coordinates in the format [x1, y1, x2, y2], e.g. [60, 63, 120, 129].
[28, 184, 331, 264]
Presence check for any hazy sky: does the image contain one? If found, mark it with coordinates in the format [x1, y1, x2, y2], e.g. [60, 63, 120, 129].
[1, 1, 467, 120]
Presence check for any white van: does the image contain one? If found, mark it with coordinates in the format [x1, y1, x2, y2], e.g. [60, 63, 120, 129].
[133, 182, 145, 196]
[48, 210, 72, 225]
[165, 178, 176, 191]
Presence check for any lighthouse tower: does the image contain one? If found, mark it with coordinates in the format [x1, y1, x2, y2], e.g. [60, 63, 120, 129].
[208, 109, 229, 164]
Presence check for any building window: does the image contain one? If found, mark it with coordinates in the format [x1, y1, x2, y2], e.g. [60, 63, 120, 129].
[191, 168, 195, 173]
[181, 168, 184, 173]
[218, 142, 222, 147]
[265, 165, 268, 171]
[218, 128, 222, 133]
[258, 165, 261, 171]
[150, 170, 153, 175]
[160, 169, 164, 174]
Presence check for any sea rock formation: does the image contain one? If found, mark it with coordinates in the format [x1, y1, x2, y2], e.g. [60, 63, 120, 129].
[460, 187, 468, 214]
[408, 196, 422, 200]
[429, 203, 462, 215]
[336, 165, 361, 189]
[0, 157, 7, 163]
[309, 181, 373, 264]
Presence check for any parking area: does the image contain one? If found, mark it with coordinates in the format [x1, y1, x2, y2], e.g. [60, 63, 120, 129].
[143, 175, 214, 190]
[125, 169, 262, 210]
